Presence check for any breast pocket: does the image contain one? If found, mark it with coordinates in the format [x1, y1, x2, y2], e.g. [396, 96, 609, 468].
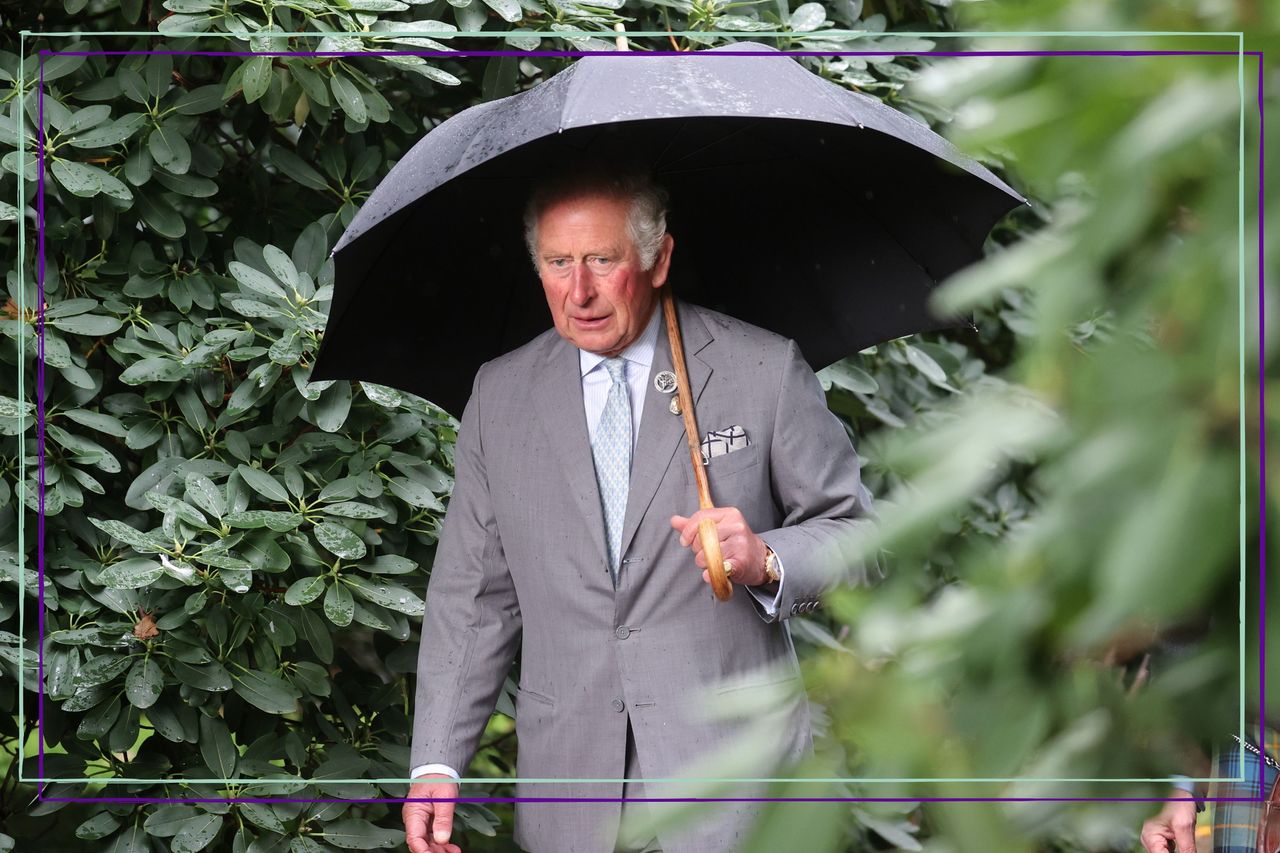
[687, 441, 763, 483]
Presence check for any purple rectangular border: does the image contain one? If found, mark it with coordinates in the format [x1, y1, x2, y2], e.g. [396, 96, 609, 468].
[26, 43, 1266, 808]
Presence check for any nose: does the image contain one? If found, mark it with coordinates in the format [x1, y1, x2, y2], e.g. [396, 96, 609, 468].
[569, 262, 593, 305]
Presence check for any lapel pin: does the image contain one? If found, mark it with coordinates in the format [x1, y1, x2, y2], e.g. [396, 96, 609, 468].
[669, 396, 682, 416]
[653, 371, 678, 394]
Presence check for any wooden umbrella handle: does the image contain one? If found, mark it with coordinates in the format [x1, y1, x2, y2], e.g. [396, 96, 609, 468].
[661, 287, 732, 602]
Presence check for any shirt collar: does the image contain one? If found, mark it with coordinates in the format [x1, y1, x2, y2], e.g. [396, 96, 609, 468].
[578, 304, 662, 378]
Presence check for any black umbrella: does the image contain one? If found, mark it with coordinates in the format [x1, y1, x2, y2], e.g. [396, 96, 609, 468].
[310, 41, 1026, 600]
[311, 42, 1026, 418]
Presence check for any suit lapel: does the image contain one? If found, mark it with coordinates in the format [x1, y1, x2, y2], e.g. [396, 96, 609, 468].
[530, 300, 715, 585]
[532, 333, 611, 573]
[618, 299, 713, 564]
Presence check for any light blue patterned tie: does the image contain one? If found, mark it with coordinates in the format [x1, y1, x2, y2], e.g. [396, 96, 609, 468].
[592, 357, 632, 584]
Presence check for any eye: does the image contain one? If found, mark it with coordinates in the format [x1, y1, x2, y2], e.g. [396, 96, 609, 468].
[589, 256, 613, 268]
[547, 258, 569, 269]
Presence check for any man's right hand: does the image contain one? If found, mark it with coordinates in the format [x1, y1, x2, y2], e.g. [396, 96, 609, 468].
[404, 775, 462, 853]
[1139, 793, 1199, 852]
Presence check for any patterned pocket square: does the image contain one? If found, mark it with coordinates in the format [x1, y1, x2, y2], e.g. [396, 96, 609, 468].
[700, 425, 750, 465]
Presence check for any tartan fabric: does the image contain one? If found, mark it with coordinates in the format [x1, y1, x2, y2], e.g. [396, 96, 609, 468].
[1210, 724, 1280, 852]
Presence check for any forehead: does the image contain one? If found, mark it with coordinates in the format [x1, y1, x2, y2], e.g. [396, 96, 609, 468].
[536, 192, 631, 247]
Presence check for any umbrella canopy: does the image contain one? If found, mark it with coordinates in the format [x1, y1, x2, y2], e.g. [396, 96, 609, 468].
[311, 42, 1026, 416]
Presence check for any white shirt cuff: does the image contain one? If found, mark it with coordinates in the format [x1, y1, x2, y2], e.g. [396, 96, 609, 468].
[411, 763, 460, 780]
[745, 551, 785, 617]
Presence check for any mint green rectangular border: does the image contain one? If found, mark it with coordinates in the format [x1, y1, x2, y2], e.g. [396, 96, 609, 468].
[11, 30, 1250, 786]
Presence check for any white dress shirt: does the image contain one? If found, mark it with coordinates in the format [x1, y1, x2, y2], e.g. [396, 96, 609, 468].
[411, 306, 785, 782]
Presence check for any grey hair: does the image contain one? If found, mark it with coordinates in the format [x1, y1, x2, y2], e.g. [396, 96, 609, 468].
[523, 168, 669, 271]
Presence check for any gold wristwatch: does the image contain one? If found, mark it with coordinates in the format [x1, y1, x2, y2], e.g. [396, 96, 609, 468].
[762, 546, 781, 584]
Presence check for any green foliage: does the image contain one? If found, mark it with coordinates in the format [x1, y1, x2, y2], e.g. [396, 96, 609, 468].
[739, 10, 1274, 853]
[0, 0, 967, 850]
[5, 1, 1265, 851]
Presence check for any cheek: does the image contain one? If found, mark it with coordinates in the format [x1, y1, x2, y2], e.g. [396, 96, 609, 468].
[541, 280, 567, 310]
[601, 275, 637, 312]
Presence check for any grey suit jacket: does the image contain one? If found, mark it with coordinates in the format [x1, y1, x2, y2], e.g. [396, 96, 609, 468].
[410, 299, 875, 852]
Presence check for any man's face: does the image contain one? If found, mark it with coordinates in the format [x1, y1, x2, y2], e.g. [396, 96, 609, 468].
[535, 191, 674, 357]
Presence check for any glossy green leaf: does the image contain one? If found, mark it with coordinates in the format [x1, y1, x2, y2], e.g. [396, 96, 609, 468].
[319, 819, 403, 849]
[68, 113, 148, 148]
[314, 521, 366, 560]
[147, 120, 192, 174]
[144, 805, 198, 837]
[323, 581, 354, 626]
[242, 55, 273, 103]
[49, 159, 132, 201]
[299, 607, 333, 664]
[388, 476, 443, 510]
[228, 260, 288, 300]
[238, 802, 287, 835]
[172, 813, 221, 852]
[789, 2, 826, 30]
[172, 83, 226, 114]
[263, 245, 299, 288]
[284, 575, 327, 605]
[319, 501, 387, 519]
[172, 659, 233, 692]
[98, 557, 164, 589]
[135, 190, 187, 238]
[366, 554, 418, 575]
[345, 575, 424, 616]
[104, 826, 148, 853]
[124, 656, 163, 708]
[185, 472, 225, 518]
[74, 653, 132, 688]
[231, 667, 301, 714]
[329, 74, 367, 123]
[479, 0, 521, 21]
[199, 714, 238, 778]
[313, 380, 353, 433]
[237, 464, 290, 503]
[75, 811, 123, 840]
[119, 356, 187, 384]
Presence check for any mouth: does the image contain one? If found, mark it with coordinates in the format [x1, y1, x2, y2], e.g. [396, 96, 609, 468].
[572, 315, 610, 327]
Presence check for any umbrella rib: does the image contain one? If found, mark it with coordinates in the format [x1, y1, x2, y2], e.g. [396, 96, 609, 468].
[652, 117, 694, 170]
[656, 118, 766, 172]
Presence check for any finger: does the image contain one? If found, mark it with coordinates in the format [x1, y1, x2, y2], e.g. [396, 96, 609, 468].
[426, 843, 462, 853]
[1139, 824, 1172, 853]
[1138, 827, 1170, 853]
[432, 799, 456, 845]
[675, 515, 701, 547]
[405, 803, 430, 839]
[1171, 822, 1195, 853]
[407, 814, 432, 850]
[701, 569, 711, 584]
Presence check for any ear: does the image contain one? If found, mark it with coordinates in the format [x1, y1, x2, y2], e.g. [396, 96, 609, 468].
[650, 233, 675, 289]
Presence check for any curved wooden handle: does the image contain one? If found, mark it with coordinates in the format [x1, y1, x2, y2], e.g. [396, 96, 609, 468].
[662, 286, 732, 602]
[699, 517, 732, 602]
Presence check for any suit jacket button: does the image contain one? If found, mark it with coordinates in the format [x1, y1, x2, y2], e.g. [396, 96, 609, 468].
[615, 626, 631, 640]
[612, 698, 625, 712]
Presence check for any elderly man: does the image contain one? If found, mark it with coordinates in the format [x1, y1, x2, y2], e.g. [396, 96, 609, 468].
[402, 167, 875, 853]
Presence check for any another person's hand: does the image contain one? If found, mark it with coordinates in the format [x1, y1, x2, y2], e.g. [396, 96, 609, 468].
[1139, 792, 1198, 853]
[670, 508, 768, 587]
[404, 775, 462, 853]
